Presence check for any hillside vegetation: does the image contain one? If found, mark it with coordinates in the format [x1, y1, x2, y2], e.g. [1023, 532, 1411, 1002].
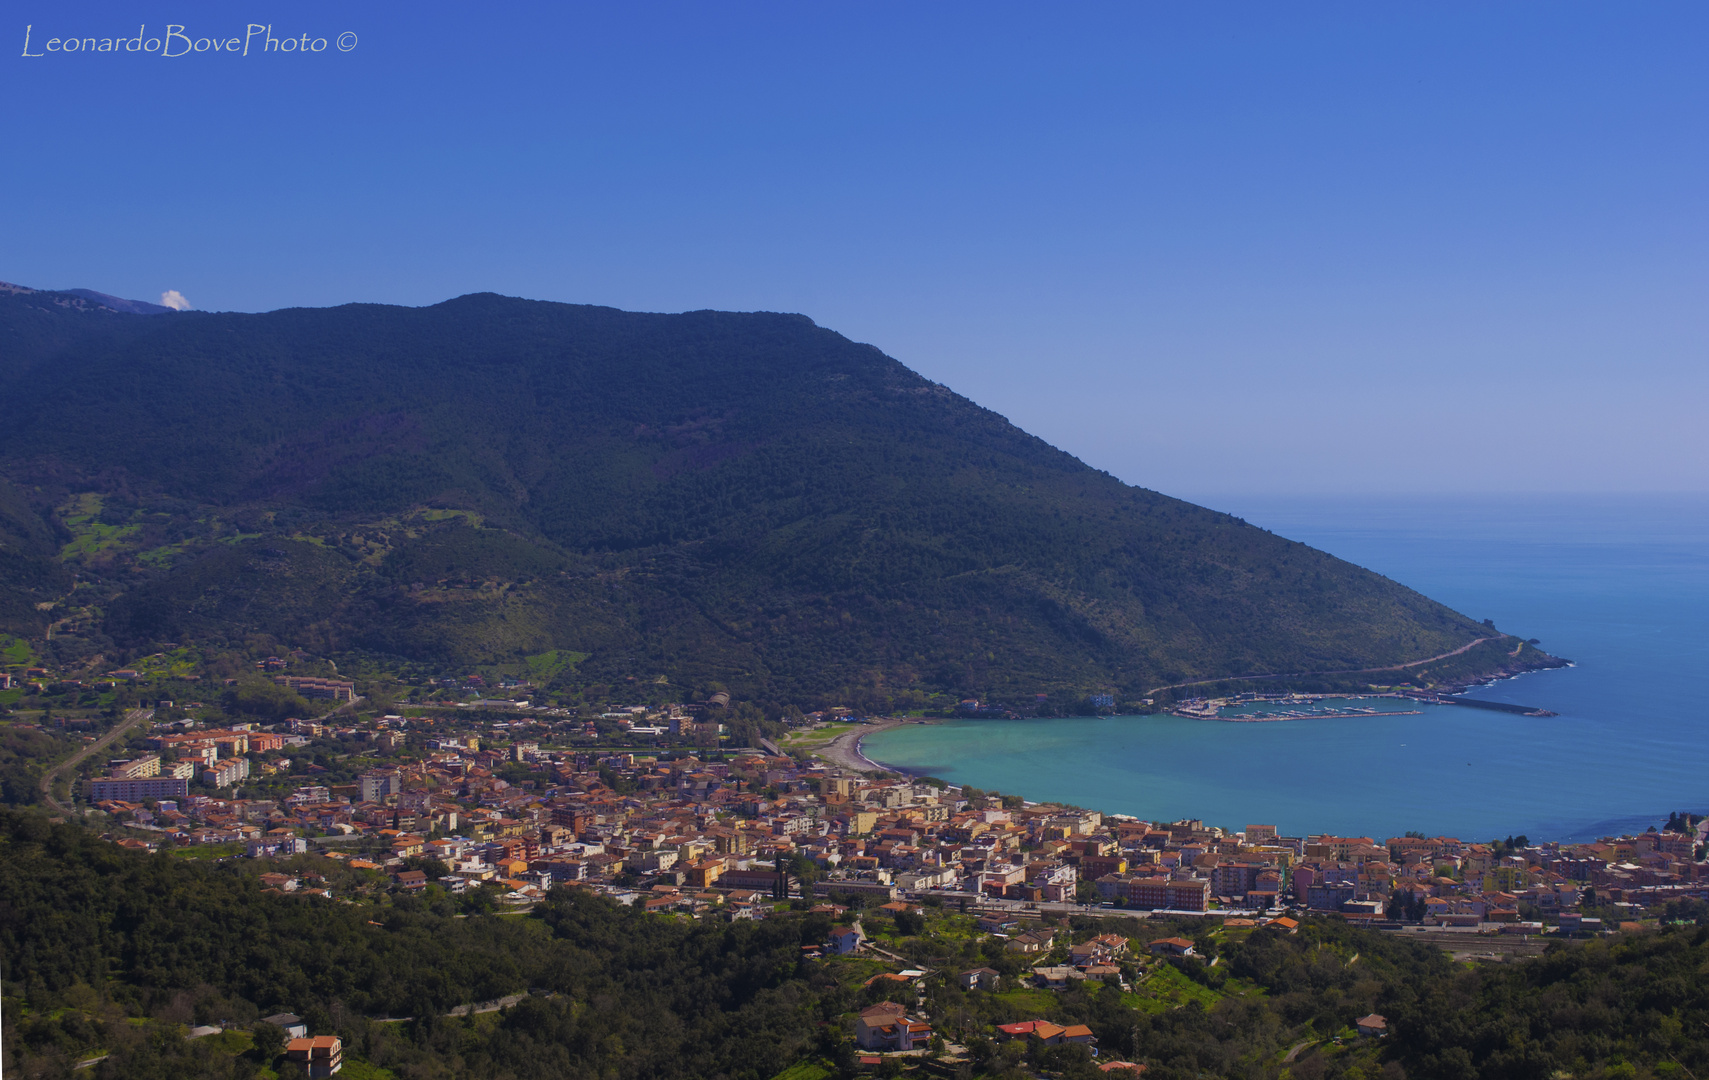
[0, 288, 1554, 704]
[4, 813, 1706, 1080]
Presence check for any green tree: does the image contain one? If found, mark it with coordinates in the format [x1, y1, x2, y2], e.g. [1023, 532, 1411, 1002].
[250, 1021, 285, 1061]
[220, 680, 311, 721]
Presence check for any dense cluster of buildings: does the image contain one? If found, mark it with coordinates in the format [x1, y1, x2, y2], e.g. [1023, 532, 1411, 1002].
[85, 723, 288, 799]
[82, 711, 1709, 932]
[1085, 821, 1708, 930]
[70, 700, 1709, 936]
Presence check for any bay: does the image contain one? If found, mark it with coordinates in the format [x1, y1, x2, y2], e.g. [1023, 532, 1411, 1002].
[863, 494, 1709, 843]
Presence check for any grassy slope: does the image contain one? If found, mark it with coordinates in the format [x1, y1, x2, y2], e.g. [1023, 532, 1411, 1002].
[0, 478, 71, 637]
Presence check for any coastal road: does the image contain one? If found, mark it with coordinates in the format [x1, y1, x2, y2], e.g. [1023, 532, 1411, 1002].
[815, 718, 903, 773]
[1145, 636, 1500, 696]
[39, 707, 154, 814]
[920, 889, 1279, 922]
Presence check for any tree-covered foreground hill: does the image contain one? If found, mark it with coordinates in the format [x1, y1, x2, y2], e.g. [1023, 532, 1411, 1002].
[4, 812, 1708, 1080]
[0, 286, 1556, 702]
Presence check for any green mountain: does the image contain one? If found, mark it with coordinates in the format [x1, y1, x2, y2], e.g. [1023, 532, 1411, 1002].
[0, 286, 1554, 704]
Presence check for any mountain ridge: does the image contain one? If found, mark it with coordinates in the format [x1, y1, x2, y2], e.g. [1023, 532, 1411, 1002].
[0, 283, 1558, 707]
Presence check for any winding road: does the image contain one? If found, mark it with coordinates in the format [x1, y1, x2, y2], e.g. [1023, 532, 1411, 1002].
[39, 707, 154, 814]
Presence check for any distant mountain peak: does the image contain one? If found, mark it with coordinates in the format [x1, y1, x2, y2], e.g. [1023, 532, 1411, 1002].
[59, 288, 173, 315]
[0, 279, 175, 314]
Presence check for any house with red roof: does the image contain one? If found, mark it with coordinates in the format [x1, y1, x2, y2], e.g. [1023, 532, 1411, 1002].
[854, 1002, 932, 1051]
[827, 924, 864, 955]
[1148, 936, 1196, 957]
[997, 1020, 1043, 1040]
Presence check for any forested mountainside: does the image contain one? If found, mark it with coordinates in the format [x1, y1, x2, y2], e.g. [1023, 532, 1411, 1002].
[0, 286, 1554, 704]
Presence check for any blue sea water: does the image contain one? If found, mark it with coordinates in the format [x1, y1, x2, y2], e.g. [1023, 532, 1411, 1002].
[863, 495, 1709, 844]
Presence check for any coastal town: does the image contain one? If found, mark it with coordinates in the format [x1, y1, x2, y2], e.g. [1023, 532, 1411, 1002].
[6, 9, 1703, 1076]
[6, 655, 1707, 1076]
[59, 676, 1705, 933]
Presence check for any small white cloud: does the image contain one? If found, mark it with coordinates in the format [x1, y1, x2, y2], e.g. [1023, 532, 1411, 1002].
[160, 289, 191, 311]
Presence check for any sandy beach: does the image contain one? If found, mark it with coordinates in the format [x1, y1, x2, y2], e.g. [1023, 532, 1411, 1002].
[815, 717, 904, 773]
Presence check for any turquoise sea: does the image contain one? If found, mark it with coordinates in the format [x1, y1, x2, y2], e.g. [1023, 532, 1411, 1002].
[863, 495, 1709, 844]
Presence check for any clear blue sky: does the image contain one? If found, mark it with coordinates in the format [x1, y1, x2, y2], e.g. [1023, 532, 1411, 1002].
[5, 2, 1705, 498]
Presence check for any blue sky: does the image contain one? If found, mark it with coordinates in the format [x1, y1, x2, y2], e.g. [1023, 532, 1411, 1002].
[4, 2, 1705, 498]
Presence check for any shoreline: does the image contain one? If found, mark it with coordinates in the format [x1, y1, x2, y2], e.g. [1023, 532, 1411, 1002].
[816, 717, 904, 772]
[834, 688, 1664, 842]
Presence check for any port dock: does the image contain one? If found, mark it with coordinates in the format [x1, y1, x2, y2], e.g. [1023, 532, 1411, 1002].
[1174, 690, 1556, 721]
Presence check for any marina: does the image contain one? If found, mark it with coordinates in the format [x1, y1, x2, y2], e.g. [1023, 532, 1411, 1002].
[1172, 693, 1426, 722]
[1172, 690, 1553, 721]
